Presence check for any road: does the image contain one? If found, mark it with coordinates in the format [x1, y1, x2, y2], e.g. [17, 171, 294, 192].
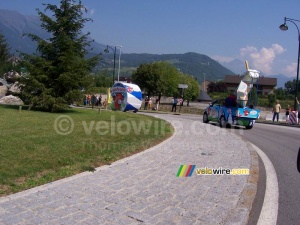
[237, 123, 300, 225]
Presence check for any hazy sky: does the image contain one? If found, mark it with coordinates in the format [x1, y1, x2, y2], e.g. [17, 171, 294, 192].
[1, 0, 300, 78]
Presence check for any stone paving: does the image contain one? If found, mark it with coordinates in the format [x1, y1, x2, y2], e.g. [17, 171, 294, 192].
[0, 113, 258, 225]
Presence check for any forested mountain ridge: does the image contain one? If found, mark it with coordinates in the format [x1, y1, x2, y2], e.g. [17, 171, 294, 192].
[100, 52, 236, 82]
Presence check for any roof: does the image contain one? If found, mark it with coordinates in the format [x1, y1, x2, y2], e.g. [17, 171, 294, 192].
[197, 90, 212, 101]
[224, 75, 277, 86]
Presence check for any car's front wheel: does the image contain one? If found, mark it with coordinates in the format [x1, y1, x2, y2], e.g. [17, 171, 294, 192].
[245, 121, 254, 129]
[203, 113, 209, 123]
[219, 116, 227, 128]
[245, 125, 253, 129]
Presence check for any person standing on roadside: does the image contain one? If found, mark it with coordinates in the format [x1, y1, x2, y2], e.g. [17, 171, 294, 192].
[272, 100, 281, 122]
[149, 97, 153, 110]
[144, 96, 149, 110]
[296, 97, 300, 124]
[155, 97, 160, 111]
[171, 97, 178, 112]
[285, 105, 291, 123]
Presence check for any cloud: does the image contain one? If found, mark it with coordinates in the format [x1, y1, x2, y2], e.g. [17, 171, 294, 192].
[283, 63, 297, 78]
[239, 44, 285, 74]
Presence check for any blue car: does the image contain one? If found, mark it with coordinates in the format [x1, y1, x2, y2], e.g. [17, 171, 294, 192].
[203, 98, 260, 129]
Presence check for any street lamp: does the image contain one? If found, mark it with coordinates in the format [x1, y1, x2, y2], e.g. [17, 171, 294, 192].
[279, 17, 300, 110]
[104, 45, 122, 85]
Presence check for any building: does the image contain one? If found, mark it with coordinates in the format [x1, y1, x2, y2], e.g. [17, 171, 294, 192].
[224, 75, 277, 95]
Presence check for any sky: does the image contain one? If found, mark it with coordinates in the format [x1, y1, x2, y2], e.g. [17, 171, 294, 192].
[1, 0, 300, 78]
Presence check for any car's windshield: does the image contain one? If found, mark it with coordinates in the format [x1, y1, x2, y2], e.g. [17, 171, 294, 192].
[212, 99, 224, 106]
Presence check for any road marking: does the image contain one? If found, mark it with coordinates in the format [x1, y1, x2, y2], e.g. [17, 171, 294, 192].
[251, 143, 279, 225]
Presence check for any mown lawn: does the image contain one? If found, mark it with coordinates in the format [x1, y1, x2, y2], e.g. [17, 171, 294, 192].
[0, 106, 173, 196]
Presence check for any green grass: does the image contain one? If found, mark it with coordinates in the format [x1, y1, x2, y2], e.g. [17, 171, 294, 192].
[0, 105, 173, 196]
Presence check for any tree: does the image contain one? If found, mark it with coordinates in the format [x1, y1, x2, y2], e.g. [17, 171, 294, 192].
[178, 73, 200, 103]
[93, 69, 112, 87]
[155, 62, 180, 98]
[19, 0, 100, 112]
[285, 79, 300, 98]
[132, 61, 180, 98]
[0, 33, 11, 76]
[268, 93, 276, 107]
[132, 63, 159, 97]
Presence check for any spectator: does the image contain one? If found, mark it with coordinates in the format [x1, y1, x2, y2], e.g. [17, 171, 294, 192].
[149, 97, 153, 110]
[87, 94, 91, 105]
[286, 105, 291, 123]
[99, 94, 102, 106]
[272, 100, 281, 122]
[84, 95, 88, 106]
[172, 97, 178, 112]
[91, 94, 97, 109]
[144, 96, 149, 110]
[179, 98, 183, 106]
[296, 97, 300, 124]
[103, 99, 108, 109]
[155, 97, 160, 111]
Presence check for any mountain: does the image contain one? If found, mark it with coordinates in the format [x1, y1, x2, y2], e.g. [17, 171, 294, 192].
[219, 59, 246, 75]
[0, 9, 45, 54]
[0, 9, 235, 82]
[99, 52, 235, 82]
[0, 9, 107, 55]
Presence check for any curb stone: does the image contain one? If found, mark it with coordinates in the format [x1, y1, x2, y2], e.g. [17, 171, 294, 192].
[223, 141, 259, 225]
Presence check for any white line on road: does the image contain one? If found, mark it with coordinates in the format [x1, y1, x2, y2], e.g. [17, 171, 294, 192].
[251, 143, 279, 225]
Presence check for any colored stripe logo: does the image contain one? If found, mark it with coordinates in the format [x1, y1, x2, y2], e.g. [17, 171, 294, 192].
[177, 165, 196, 177]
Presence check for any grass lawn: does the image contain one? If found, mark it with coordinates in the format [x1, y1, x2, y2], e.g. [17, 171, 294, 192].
[0, 105, 173, 196]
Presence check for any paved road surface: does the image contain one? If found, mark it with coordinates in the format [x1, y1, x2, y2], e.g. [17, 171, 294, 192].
[0, 113, 257, 225]
[239, 123, 300, 225]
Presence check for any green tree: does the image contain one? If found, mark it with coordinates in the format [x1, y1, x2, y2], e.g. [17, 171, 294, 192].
[0, 33, 11, 76]
[93, 69, 112, 87]
[268, 93, 276, 107]
[19, 0, 100, 112]
[274, 87, 289, 100]
[132, 61, 180, 98]
[132, 63, 158, 96]
[284, 79, 300, 98]
[178, 73, 200, 103]
[155, 61, 180, 97]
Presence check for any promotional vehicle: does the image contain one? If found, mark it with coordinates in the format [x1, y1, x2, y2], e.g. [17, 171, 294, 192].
[203, 61, 261, 129]
[203, 98, 260, 129]
[109, 82, 142, 112]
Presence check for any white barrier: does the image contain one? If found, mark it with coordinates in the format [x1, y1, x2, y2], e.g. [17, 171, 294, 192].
[289, 111, 297, 124]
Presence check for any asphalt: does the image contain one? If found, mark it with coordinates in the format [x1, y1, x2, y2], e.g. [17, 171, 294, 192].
[0, 112, 259, 225]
